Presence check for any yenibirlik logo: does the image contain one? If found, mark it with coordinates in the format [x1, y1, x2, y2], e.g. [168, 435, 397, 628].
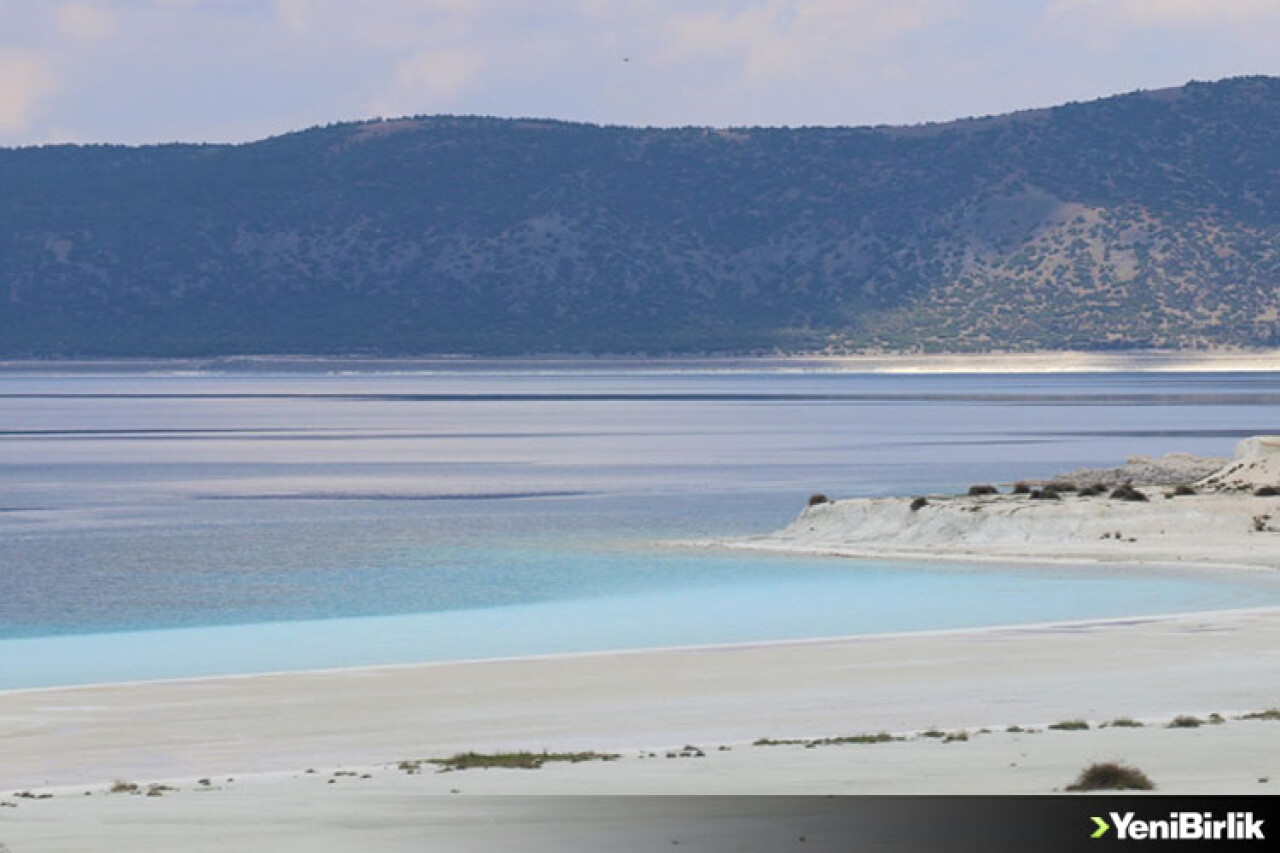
[1091, 811, 1265, 841]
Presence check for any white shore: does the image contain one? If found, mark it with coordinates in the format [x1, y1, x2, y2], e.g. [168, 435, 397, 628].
[718, 436, 1280, 571]
[2, 608, 1279, 850]
[720, 491, 1280, 571]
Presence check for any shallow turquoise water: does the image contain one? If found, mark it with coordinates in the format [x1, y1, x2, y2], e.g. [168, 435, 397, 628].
[4, 553, 1276, 689]
[2, 365, 1279, 688]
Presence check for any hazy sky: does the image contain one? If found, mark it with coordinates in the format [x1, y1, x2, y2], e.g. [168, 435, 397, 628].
[1, 0, 1277, 146]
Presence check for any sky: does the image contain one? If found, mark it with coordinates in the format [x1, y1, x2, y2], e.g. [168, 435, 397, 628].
[1, 0, 1277, 146]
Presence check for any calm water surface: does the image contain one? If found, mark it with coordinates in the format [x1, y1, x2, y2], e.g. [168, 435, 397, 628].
[2, 363, 1278, 687]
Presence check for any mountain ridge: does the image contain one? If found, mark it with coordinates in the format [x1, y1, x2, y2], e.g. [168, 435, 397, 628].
[2, 75, 1276, 357]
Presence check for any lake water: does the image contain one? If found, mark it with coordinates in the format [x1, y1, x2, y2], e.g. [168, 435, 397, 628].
[2, 363, 1279, 688]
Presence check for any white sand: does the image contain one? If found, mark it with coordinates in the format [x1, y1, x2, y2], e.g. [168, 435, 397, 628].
[724, 491, 1280, 569]
[2, 608, 1279, 850]
[718, 437, 1280, 570]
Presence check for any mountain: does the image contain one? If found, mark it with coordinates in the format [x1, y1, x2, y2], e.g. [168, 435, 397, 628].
[1, 76, 1276, 357]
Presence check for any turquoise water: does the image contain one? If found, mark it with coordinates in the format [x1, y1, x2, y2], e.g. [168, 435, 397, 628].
[4, 551, 1276, 689]
[2, 365, 1279, 688]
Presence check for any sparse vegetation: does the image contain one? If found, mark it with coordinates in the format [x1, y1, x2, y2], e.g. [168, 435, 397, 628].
[1012, 482, 1031, 495]
[1239, 708, 1280, 721]
[1110, 484, 1149, 502]
[1029, 487, 1061, 501]
[1172, 484, 1197, 496]
[968, 485, 998, 496]
[1167, 715, 1204, 728]
[1046, 481, 1078, 492]
[1103, 718, 1144, 728]
[109, 781, 139, 794]
[429, 751, 619, 771]
[1048, 719, 1090, 731]
[910, 497, 929, 511]
[1066, 762, 1155, 792]
[807, 494, 830, 507]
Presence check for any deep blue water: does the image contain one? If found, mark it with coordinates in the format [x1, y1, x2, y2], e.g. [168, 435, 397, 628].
[1, 365, 1278, 688]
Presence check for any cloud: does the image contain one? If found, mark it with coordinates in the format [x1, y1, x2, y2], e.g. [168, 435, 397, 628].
[0, 50, 59, 134]
[659, 0, 943, 82]
[371, 46, 488, 116]
[273, 0, 312, 35]
[56, 3, 117, 41]
[1046, 0, 1280, 29]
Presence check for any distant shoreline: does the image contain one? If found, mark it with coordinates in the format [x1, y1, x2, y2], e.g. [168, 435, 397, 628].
[2, 349, 1280, 374]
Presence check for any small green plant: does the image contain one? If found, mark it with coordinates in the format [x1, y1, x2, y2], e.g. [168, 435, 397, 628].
[1239, 708, 1280, 721]
[1066, 762, 1155, 792]
[808, 732, 901, 746]
[1167, 715, 1203, 728]
[1110, 484, 1149, 502]
[1048, 719, 1090, 731]
[1104, 718, 1144, 728]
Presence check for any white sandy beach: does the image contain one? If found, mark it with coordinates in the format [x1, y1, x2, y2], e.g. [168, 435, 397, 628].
[2, 607, 1279, 850]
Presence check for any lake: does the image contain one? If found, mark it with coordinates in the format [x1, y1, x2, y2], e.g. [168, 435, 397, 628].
[2, 362, 1278, 688]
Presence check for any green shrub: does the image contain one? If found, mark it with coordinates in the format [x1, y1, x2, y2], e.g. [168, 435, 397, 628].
[1066, 762, 1155, 792]
[1110, 484, 1149, 502]
[1048, 719, 1090, 731]
[1239, 708, 1280, 721]
[1104, 718, 1144, 728]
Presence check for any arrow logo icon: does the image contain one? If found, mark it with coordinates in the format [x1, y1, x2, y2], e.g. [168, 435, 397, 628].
[1091, 816, 1111, 839]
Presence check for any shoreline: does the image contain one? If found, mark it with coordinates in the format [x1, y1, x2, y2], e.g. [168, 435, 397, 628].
[5, 603, 1276, 850]
[3, 603, 1278, 698]
[712, 537, 1280, 573]
[3, 606, 1277, 790]
[2, 349, 1280, 375]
